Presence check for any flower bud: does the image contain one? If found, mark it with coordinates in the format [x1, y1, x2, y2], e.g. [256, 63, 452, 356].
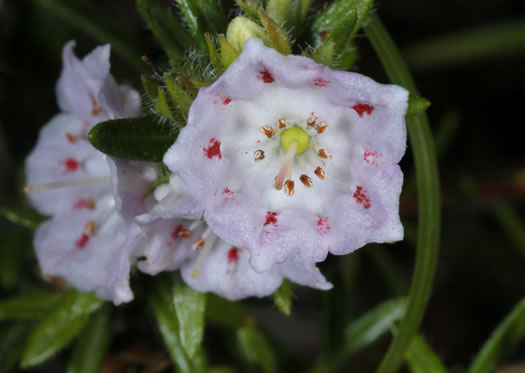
[226, 16, 268, 51]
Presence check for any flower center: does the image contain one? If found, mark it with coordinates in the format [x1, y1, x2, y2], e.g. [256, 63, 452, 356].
[280, 126, 310, 154]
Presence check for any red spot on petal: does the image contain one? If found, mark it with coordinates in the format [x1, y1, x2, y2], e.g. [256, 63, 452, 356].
[353, 186, 371, 209]
[227, 247, 240, 263]
[64, 158, 79, 172]
[171, 225, 185, 240]
[314, 78, 330, 87]
[264, 211, 279, 226]
[222, 97, 232, 105]
[258, 69, 275, 83]
[203, 138, 222, 159]
[316, 216, 331, 235]
[352, 103, 374, 117]
[75, 233, 89, 249]
[223, 187, 234, 195]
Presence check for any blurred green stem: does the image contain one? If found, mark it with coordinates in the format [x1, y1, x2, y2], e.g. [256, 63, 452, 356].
[365, 14, 441, 373]
[491, 202, 525, 258]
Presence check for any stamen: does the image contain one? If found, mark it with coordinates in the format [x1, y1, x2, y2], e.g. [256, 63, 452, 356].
[192, 238, 205, 252]
[300, 174, 313, 187]
[307, 115, 317, 127]
[65, 132, 78, 143]
[316, 121, 328, 134]
[85, 221, 95, 235]
[274, 142, 297, 190]
[24, 177, 111, 193]
[284, 180, 295, 196]
[253, 150, 265, 162]
[261, 125, 275, 138]
[192, 231, 217, 279]
[92, 104, 102, 116]
[314, 166, 326, 180]
[278, 119, 287, 128]
[318, 149, 333, 160]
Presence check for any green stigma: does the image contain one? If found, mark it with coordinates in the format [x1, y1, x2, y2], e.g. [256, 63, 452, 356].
[280, 126, 310, 154]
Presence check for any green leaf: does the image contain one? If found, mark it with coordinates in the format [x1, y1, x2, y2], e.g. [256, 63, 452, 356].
[136, 0, 192, 60]
[173, 280, 207, 358]
[35, 0, 143, 73]
[309, 0, 373, 49]
[218, 34, 240, 69]
[236, 0, 259, 20]
[0, 325, 31, 373]
[66, 306, 111, 373]
[149, 278, 192, 373]
[0, 293, 63, 321]
[311, 40, 335, 67]
[141, 75, 160, 100]
[155, 87, 178, 122]
[407, 95, 431, 118]
[343, 297, 407, 356]
[491, 202, 525, 258]
[272, 280, 292, 316]
[21, 291, 103, 368]
[259, 9, 291, 55]
[88, 117, 179, 162]
[267, 0, 291, 25]
[236, 327, 277, 373]
[175, 0, 228, 52]
[164, 75, 194, 119]
[468, 298, 525, 373]
[205, 33, 221, 71]
[405, 334, 448, 373]
[365, 14, 441, 373]
[0, 207, 46, 230]
[206, 294, 249, 329]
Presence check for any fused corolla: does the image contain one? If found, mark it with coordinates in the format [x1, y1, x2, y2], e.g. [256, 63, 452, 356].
[163, 38, 408, 275]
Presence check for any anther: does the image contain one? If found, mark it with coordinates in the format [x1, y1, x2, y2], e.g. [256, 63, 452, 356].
[307, 115, 317, 127]
[316, 121, 328, 134]
[300, 174, 313, 187]
[284, 180, 295, 196]
[192, 230, 217, 279]
[261, 125, 275, 138]
[314, 166, 326, 180]
[92, 104, 102, 116]
[65, 132, 78, 143]
[178, 229, 192, 239]
[193, 238, 205, 252]
[278, 119, 287, 128]
[85, 200, 95, 209]
[253, 150, 265, 162]
[318, 149, 333, 159]
[85, 221, 95, 235]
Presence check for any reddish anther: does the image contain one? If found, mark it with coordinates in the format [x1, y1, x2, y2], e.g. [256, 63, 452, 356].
[353, 186, 371, 209]
[259, 69, 275, 83]
[203, 138, 222, 159]
[264, 211, 279, 226]
[352, 103, 374, 117]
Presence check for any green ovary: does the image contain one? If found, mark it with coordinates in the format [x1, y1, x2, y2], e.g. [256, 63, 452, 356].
[280, 126, 310, 154]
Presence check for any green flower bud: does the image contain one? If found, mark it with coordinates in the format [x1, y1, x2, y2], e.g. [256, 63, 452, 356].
[226, 16, 268, 51]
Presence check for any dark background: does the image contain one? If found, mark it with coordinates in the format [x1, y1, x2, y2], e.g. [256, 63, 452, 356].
[1, 0, 524, 372]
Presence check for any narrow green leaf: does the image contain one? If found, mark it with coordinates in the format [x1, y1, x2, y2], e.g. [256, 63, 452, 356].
[312, 40, 335, 67]
[165, 75, 193, 119]
[88, 117, 179, 162]
[407, 95, 431, 118]
[206, 294, 249, 329]
[66, 306, 111, 373]
[137, 0, 192, 60]
[173, 280, 207, 358]
[175, 0, 228, 52]
[0, 325, 31, 373]
[272, 280, 292, 316]
[267, 0, 291, 25]
[237, 327, 277, 373]
[155, 88, 178, 122]
[405, 334, 448, 373]
[259, 9, 291, 55]
[149, 278, 192, 373]
[219, 34, 240, 69]
[141, 75, 160, 100]
[236, 0, 259, 20]
[491, 202, 525, 257]
[21, 291, 103, 368]
[0, 293, 63, 321]
[205, 33, 221, 71]
[35, 0, 143, 73]
[365, 14, 441, 373]
[468, 298, 525, 373]
[0, 207, 46, 230]
[309, 0, 373, 49]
